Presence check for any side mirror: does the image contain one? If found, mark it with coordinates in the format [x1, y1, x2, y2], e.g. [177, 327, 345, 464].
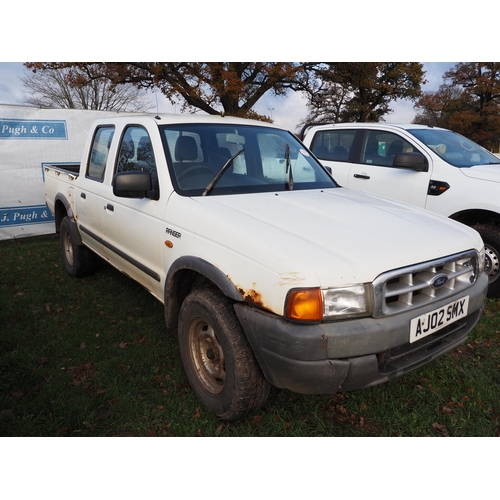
[393, 152, 429, 172]
[113, 171, 152, 198]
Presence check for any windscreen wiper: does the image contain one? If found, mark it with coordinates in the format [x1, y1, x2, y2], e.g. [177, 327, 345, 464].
[285, 144, 293, 190]
[203, 148, 245, 196]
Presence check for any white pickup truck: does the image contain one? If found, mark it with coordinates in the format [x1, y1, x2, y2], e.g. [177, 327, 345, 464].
[301, 122, 500, 298]
[44, 114, 487, 420]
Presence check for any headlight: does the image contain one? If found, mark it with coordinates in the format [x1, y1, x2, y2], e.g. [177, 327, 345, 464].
[323, 284, 372, 320]
[285, 284, 372, 322]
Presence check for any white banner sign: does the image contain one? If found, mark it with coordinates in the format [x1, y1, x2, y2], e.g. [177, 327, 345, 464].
[0, 105, 122, 240]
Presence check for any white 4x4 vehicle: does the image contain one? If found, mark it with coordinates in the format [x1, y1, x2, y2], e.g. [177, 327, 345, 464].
[302, 123, 500, 297]
[44, 115, 487, 420]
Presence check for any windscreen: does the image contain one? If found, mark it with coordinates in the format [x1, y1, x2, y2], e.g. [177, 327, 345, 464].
[408, 128, 500, 168]
[160, 123, 336, 196]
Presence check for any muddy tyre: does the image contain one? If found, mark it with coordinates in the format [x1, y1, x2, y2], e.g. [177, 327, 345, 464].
[178, 287, 270, 420]
[60, 216, 98, 278]
[473, 223, 500, 298]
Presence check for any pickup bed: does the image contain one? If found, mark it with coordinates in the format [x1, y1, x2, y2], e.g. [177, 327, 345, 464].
[302, 122, 500, 298]
[45, 114, 488, 420]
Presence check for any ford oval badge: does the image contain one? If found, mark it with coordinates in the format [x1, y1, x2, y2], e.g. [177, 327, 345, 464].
[431, 274, 448, 289]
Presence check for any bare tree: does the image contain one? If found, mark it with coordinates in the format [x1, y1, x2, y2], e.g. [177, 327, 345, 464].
[21, 65, 152, 112]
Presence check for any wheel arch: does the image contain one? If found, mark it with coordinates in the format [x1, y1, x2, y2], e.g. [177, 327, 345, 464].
[449, 209, 500, 227]
[53, 193, 74, 233]
[164, 256, 244, 330]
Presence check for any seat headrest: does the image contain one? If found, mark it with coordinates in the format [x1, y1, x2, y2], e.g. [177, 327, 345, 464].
[175, 136, 198, 162]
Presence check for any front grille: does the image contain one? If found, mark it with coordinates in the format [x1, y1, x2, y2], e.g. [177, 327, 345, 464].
[372, 250, 480, 318]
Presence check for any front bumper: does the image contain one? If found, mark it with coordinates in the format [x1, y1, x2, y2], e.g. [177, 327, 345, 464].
[234, 272, 488, 394]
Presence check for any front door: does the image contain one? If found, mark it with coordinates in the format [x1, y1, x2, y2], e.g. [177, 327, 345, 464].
[347, 130, 431, 208]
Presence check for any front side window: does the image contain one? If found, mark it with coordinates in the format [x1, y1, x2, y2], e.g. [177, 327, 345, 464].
[115, 126, 159, 199]
[87, 126, 114, 180]
[116, 126, 157, 175]
[360, 131, 419, 167]
[160, 124, 335, 196]
[408, 128, 500, 168]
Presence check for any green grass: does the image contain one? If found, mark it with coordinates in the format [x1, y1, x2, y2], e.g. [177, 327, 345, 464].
[1, 234, 500, 436]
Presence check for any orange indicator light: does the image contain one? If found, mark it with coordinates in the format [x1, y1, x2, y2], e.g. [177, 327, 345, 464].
[286, 288, 323, 321]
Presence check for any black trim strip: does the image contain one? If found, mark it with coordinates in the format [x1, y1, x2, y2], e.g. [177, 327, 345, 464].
[80, 225, 161, 282]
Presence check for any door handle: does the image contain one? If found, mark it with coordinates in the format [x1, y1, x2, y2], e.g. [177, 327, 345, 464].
[80, 192, 86, 199]
[105, 204, 114, 212]
[353, 173, 370, 180]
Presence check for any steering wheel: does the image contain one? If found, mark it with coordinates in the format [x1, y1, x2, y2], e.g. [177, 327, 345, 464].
[177, 165, 215, 180]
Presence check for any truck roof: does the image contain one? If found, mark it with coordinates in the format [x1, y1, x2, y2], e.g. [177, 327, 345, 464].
[93, 112, 283, 130]
[300, 122, 446, 139]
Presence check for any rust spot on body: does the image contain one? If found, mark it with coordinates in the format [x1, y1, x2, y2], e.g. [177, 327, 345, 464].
[237, 287, 272, 313]
[241, 289, 263, 307]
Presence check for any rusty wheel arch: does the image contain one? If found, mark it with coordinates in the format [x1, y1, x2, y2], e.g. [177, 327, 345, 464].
[164, 256, 244, 331]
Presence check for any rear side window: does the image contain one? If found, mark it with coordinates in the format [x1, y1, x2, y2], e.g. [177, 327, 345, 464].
[87, 126, 114, 181]
[310, 130, 356, 162]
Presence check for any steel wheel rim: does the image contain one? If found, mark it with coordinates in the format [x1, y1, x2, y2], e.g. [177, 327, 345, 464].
[485, 244, 500, 283]
[63, 230, 74, 267]
[188, 317, 225, 394]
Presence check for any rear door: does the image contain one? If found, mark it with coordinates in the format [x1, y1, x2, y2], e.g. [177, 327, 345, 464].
[308, 129, 358, 186]
[75, 125, 115, 259]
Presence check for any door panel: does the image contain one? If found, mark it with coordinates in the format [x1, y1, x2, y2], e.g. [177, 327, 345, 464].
[308, 129, 358, 186]
[101, 125, 165, 299]
[347, 130, 431, 208]
[75, 125, 115, 259]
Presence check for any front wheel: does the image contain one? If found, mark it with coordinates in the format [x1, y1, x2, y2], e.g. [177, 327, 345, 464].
[178, 287, 270, 420]
[473, 223, 500, 298]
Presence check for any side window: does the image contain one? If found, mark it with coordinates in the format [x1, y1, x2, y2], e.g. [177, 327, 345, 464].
[87, 126, 114, 180]
[116, 126, 159, 199]
[116, 126, 157, 174]
[361, 131, 418, 167]
[310, 130, 356, 162]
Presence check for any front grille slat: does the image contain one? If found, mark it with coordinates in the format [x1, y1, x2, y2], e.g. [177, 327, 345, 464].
[372, 250, 479, 318]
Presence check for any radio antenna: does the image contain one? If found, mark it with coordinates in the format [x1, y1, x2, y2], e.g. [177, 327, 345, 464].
[154, 89, 160, 120]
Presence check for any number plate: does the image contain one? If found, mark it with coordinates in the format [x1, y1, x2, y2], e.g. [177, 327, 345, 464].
[410, 296, 469, 343]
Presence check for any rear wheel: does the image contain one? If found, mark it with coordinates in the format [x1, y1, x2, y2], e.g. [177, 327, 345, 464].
[60, 216, 97, 277]
[178, 287, 270, 420]
[473, 223, 500, 298]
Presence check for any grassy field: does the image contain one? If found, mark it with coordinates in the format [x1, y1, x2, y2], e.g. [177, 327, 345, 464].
[1, 234, 499, 437]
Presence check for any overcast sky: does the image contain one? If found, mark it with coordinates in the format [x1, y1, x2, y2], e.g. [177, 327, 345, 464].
[0, 62, 455, 132]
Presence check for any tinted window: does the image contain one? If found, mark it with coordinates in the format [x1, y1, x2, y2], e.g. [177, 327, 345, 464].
[361, 131, 419, 167]
[310, 130, 356, 162]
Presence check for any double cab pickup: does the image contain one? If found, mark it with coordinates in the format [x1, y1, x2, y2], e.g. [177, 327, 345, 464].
[44, 114, 488, 420]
